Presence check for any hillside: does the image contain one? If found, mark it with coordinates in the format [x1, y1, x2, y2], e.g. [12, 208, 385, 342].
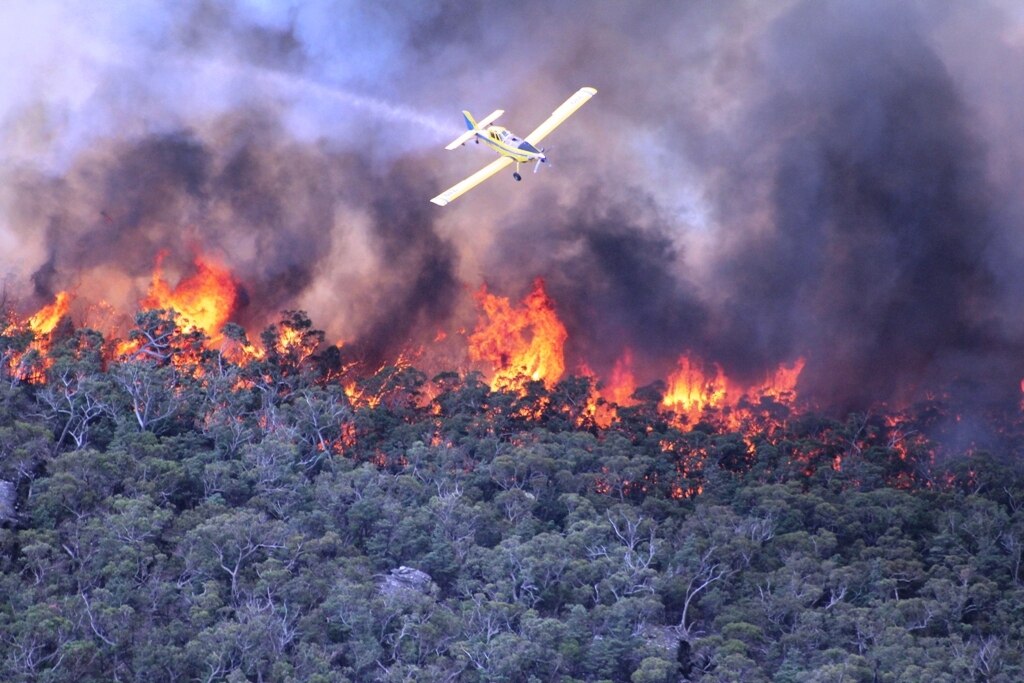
[2, 310, 1024, 682]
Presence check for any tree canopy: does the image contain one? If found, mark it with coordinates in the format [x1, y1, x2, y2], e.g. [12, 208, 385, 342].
[2, 314, 1023, 681]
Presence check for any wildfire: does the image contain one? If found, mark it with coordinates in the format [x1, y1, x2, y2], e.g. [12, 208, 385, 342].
[755, 357, 805, 402]
[662, 354, 805, 426]
[663, 355, 731, 423]
[0, 254, 996, 505]
[3, 291, 73, 383]
[468, 278, 568, 390]
[27, 291, 72, 336]
[142, 252, 237, 343]
[275, 325, 316, 363]
[601, 349, 638, 407]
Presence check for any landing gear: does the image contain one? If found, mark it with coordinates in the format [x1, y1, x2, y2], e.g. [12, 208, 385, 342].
[513, 172, 522, 182]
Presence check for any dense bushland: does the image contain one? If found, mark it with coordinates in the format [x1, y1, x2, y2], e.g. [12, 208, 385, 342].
[2, 312, 1023, 682]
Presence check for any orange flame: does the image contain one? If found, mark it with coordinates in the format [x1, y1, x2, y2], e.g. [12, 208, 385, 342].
[663, 355, 730, 422]
[662, 354, 805, 425]
[27, 291, 72, 336]
[604, 349, 638, 406]
[4, 291, 72, 383]
[142, 253, 237, 342]
[754, 357, 805, 402]
[468, 278, 568, 390]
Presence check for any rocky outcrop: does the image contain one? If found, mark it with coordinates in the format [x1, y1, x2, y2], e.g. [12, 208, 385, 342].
[379, 566, 434, 597]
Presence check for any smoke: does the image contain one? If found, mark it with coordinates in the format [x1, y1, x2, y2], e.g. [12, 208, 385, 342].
[5, 111, 459, 359]
[471, 0, 1024, 411]
[481, 187, 711, 381]
[4, 0, 1024, 411]
[690, 0, 1024, 409]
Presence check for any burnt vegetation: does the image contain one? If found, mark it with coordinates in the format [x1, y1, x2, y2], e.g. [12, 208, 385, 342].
[1, 309, 1024, 682]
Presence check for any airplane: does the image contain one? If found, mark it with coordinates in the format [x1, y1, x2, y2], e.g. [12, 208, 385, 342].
[430, 86, 597, 206]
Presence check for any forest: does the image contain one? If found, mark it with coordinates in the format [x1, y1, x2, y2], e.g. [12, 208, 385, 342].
[2, 308, 1024, 682]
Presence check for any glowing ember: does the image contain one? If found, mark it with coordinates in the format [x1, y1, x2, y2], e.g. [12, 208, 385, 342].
[469, 278, 568, 390]
[142, 253, 237, 342]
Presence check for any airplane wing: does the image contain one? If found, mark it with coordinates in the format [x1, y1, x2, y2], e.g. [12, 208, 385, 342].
[430, 156, 513, 206]
[524, 86, 597, 146]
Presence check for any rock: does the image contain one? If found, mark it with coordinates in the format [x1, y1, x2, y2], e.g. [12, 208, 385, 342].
[380, 566, 434, 597]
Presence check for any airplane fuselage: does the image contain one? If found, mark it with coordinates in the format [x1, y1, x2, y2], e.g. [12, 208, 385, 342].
[431, 86, 595, 205]
[477, 125, 544, 164]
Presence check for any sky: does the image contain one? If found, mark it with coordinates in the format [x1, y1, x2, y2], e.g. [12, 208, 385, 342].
[4, 0, 1024, 411]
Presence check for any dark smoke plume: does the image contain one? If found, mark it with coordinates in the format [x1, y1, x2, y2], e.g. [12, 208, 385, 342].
[472, 0, 1024, 410]
[5, 0, 1024, 413]
[7, 112, 460, 358]
[483, 189, 710, 381]
[695, 1, 1024, 409]
[355, 159, 460, 365]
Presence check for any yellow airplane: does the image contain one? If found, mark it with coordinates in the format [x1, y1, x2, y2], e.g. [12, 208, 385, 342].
[430, 86, 597, 206]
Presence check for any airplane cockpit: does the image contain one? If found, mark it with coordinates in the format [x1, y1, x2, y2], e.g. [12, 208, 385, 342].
[489, 127, 520, 144]
[488, 126, 541, 153]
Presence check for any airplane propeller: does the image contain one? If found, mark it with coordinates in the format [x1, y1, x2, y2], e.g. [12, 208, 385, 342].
[534, 147, 552, 173]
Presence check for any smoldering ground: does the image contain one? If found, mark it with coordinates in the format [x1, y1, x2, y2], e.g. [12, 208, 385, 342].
[4, 0, 1024, 411]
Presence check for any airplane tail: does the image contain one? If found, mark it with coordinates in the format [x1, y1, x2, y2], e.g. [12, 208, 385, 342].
[444, 108, 504, 150]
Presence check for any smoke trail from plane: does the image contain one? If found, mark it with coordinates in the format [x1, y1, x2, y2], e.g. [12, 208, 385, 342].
[194, 57, 452, 137]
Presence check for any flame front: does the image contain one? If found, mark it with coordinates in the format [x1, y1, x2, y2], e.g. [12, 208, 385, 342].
[755, 357, 805, 402]
[662, 353, 805, 425]
[142, 253, 237, 342]
[27, 291, 72, 336]
[663, 355, 730, 422]
[4, 291, 72, 382]
[0, 254, 992, 503]
[468, 278, 568, 390]
[602, 348, 637, 406]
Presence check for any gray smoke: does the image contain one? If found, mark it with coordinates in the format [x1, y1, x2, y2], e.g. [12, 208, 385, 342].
[694, 1, 1023, 409]
[471, 0, 1024, 410]
[6, 111, 457, 358]
[4, 0, 1024, 410]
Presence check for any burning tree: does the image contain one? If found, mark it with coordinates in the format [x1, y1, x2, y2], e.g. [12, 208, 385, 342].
[2, 255, 1024, 682]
